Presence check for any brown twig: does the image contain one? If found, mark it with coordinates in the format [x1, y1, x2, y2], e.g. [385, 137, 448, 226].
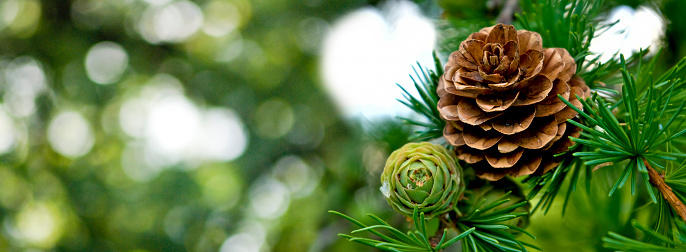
[496, 0, 520, 24]
[429, 219, 447, 249]
[644, 158, 686, 221]
[430, 215, 458, 250]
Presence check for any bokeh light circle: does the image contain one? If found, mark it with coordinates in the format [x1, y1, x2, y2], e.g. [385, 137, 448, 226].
[47, 111, 95, 158]
[321, 0, 435, 119]
[202, 0, 241, 37]
[3, 56, 46, 117]
[10, 202, 65, 248]
[248, 177, 290, 219]
[0, 105, 17, 154]
[85, 41, 129, 84]
[194, 108, 248, 161]
[138, 1, 204, 44]
[254, 99, 294, 139]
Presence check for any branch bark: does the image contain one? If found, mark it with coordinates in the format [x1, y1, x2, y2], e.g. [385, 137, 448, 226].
[496, 0, 519, 24]
[644, 158, 686, 221]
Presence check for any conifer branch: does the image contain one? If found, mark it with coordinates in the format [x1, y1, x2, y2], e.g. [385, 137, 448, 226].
[644, 158, 686, 221]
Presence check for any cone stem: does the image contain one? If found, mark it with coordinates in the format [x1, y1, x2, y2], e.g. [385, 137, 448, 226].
[644, 158, 686, 221]
[430, 219, 448, 250]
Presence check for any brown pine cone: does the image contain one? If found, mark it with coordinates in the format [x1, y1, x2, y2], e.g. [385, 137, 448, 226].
[437, 24, 591, 181]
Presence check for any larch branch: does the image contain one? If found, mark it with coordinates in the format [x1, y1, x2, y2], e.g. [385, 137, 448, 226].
[644, 158, 686, 221]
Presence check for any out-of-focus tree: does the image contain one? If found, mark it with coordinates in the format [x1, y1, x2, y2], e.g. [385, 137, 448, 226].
[0, 0, 685, 252]
[0, 0, 380, 251]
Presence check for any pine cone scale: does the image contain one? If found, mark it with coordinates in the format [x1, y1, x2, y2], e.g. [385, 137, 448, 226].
[497, 139, 519, 153]
[479, 67, 505, 83]
[485, 148, 524, 168]
[545, 80, 572, 103]
[460, 68, 486, 82]
[541, 122, 567, 150]
[519, 50, 544, 78]
[485, 24, 518, 44]
[517, 30, 542, 52]
[457, 99, 503, 125]
[456, 146, 484, 163]
[454, 51, 479, 70]
[444, 128, 466, 146]
[463, 125, 503, 150]
[505, 116, 558, 149]
[493, 55, 514, 74]
[511, 75, 553, 106]
[475, 91, 519, 112]
[460, 40, 486, 64]
[541, 50, 565, 80]
[490, 106, 536, 135]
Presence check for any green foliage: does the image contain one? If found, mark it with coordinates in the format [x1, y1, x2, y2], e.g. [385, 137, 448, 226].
[603, 220, 686, 251]
[517, 0, 603, 66]
[331, 191, 535, 252]
[654, 196, 683, 239]
[329, 208, 475, 252]
[397, 53, 446, 142]
[456, 192, 538, 252]
[524, 157, 590, 215]
[580, 49, 649, 93]
[666, 162, 686, 206]
[635, 51, 686, 110]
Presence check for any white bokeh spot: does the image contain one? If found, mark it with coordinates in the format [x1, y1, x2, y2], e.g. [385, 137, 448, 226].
[249, 177, 290, 219]
[0, 105, 17, 154]
[117, 74, 249, 180]
[138, 0, 204, 44]
[3, 56, 46, 117]
[590, 5, 665, 62]
[47, 111, 95, 158]
[192, 108, 247, 161]
[219, 221, 267, 252]
[85, 41, 128, 84]
[146, 94, 202, 157]
[202, 0, 241, 37]
[321, 0, 435, 119]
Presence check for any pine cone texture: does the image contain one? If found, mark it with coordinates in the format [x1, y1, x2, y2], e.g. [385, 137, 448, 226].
[437, 24, 590, 181]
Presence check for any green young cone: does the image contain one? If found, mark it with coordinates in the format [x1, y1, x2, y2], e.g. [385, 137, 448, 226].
[380, 142, 465, 219]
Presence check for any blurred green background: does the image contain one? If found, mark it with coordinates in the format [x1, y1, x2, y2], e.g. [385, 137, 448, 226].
[0, 0, 683, 251]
